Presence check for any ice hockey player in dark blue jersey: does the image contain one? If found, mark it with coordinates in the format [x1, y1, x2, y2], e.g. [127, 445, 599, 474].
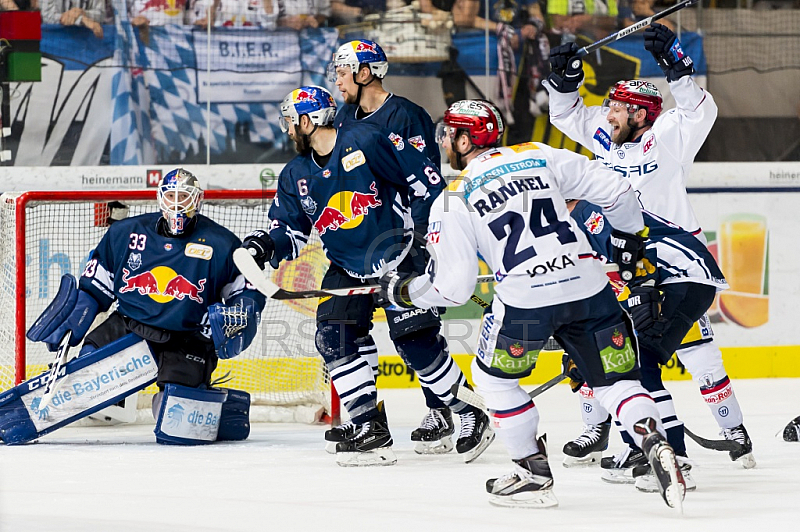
[327, 40, 457, 451]
[33, 169, 266, 444]
[241, 86, 494, 466]
[563, 200, 755, 487]
[329, 39, 440, 170]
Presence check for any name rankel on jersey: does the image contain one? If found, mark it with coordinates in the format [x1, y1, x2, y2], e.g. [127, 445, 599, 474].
[468, 176, 551, 217]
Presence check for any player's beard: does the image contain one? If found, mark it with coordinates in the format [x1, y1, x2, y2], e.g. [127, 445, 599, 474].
[447, 147, 465, 171]
[292, 133, 311, 156]
[343, 90, 358, 105]
[611, 120, 632, 145]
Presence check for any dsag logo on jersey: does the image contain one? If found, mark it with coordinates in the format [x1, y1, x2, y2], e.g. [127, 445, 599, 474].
[408, 135, 426, 152]
[119, 266, 206, 304]
[585, 211, 605, 234]
[313, 182, 382, 235]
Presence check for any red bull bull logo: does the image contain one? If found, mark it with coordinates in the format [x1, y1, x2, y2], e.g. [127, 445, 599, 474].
[119, 267, 206, 304]
[585, 211, 605, 235]
[313, 182, 382, 235]
[354, 41, 376, 53]
[294, 88, 317, 103]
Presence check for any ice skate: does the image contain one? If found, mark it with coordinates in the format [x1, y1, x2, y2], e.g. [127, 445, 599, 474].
[562, 415, 610, 467]
[722, 424, 756, 469]
[784, 416, 800, 442]
[633, 417, 686, 512]
[324, 419, 358, 454]
[411, 407, 455, 454]
[633, 456, 696, 493]
[600, 446, 647, 484]
[336, 403, 396, 467]
[456, 408, 495, 463]
[486, 436, 558, 508]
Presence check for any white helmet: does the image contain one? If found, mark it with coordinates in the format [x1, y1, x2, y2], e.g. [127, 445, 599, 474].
[157, 168, 203, 235]
[279, 86, 337, 133]
[326, 40, 389, 83]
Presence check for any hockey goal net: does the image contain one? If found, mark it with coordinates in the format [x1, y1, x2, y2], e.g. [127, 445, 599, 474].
[0, 190, 336, 423]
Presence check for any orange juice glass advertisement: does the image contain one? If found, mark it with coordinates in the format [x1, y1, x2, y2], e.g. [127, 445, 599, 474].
[717, 214, 769, 328]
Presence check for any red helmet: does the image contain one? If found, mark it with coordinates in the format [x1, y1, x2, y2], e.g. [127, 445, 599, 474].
[605, 80, 663, 123]
[442, 100, 504, 148]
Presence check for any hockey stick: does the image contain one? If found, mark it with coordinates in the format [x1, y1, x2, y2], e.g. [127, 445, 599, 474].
[234, 248, 496, 300]
[684, 426, 743, 453]
[36, 330, 73, 415]
[450, 372, 568, 411]
[575, 0, 699, 57]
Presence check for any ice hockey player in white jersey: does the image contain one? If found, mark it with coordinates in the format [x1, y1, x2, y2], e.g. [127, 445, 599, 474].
[378, 99, 686, 510]
[544, 23, 754, 473]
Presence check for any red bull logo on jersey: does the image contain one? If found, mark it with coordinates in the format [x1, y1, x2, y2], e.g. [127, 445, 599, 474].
[388, 132, 404, 151]
[313, 182, 382, 235]
[119, 267, 205, 304]
[585, 211, 605, 234]
[408, 135, 426, 153]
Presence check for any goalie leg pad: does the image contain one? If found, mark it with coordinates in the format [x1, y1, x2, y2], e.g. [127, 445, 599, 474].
[0, 334, 157, 445]
[216, 388, 251, 441]
[154, 384, 227, 445]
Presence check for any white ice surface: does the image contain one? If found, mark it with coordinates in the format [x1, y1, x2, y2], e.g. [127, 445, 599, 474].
[1, 379, 799, 532]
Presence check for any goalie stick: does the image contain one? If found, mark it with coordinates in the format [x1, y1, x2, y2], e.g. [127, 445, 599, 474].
[575, 0, 699, 57]
[684, 426, 744, 453]
[450, 371, 567, 412]
[35, 330, 73, 415]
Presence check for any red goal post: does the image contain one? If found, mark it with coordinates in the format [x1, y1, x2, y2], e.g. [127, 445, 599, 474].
[0, 189, 339, 424]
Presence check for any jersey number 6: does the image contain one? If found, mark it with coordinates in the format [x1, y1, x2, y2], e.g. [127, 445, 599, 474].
[489, 197, 577, 272]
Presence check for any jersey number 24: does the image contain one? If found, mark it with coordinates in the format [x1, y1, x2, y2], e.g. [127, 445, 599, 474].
[489, 197, 577, 272]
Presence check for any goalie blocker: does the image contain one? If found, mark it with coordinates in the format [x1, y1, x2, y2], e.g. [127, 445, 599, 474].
[0, 334, 251, 445]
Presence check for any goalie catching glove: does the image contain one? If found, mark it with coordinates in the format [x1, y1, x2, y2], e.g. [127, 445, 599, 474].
[610, 227, 648, 282]
[208, 296, 259, 359]
[377, 271, 418, 309]
[644, 23, 694, 82]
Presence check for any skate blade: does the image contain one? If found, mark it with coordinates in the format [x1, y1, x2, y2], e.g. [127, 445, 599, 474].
[657, 447, 686, 514]
[463, 428, 496, 464]
[600, 470, 636, 485]
[414, 437, 454, 455]
[336, 447, 397, 467]
[635, 471, 695, 493]
[325, 441, 337, 454]
[736, 452, 757, 470]
[562, 451, 602, 468]
[488, 488, 559, 509]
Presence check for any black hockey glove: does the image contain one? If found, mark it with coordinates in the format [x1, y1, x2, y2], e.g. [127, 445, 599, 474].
[644, 23, 694, 82]
[610, 227, 648, 282]
[241, 230, 275, 269]
[547, 42, 584, 93]
[561, 354, 585, 393]
[625, 283, 663, 336]
[377, 270, 417, 309]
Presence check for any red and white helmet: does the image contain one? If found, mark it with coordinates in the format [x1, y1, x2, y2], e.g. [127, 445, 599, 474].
[437, 100, 505, 148]
[604, 80, 663, 123]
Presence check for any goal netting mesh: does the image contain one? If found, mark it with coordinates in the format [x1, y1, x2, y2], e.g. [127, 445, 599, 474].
[0, 190, 332, 423]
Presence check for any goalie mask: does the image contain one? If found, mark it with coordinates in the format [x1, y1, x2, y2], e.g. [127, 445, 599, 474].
[603, 80, 663, 124]
[326, 39, 389, 84]
[158, 168, 204, 236]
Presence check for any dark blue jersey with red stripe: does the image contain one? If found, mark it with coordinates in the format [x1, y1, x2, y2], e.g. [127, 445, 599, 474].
[268, 122, 444, 279]
[80, 212, 265, 332]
